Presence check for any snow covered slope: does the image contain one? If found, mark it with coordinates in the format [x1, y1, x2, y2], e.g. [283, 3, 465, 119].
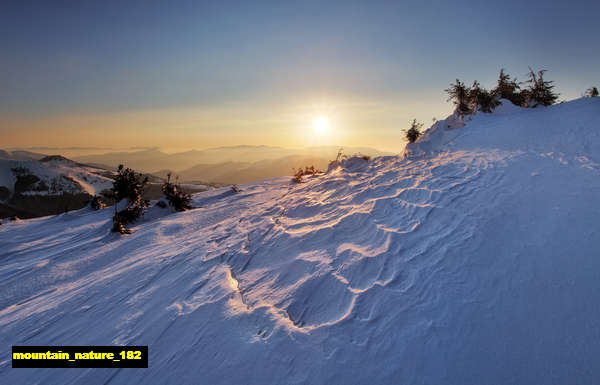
[1, 98, 599, 384]
[0, 156, 114, 197]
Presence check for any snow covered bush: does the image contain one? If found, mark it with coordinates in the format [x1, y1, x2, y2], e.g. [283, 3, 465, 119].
[443, 69, 559, 114]
[446, 79, 499, 115]
[585, 87, 598, 97]
[112, 205, 146, 234]
[404, 119, 423, 143]
[112, 164, 148, 204]
[445, 79, 473, 116]
[494, 69, 526, 106]
[89, 195, 105, 210]
[523, 68, 559, 107]
[111, 164, 149, 234]
[469, 81, 500, 113]
[328, 148, 345, 170]
[162, 173, 192, 212]
[292, 169, 304, 183]
[292, 166, 322, 183]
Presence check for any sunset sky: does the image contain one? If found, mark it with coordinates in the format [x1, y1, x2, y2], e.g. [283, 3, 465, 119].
[2, 0, 598, 153]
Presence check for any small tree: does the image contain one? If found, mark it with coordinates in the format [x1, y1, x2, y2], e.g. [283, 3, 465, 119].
[585, 87, 598, 97]
[404, 119, 423, 143]
[469, 80, 500, 113]
[445, 79, 473, 116]
[524, 68, 559, 107]
[162, 173, 192, 212]
[112, 164, 148, 204]
[517, 88, 532, 107]
[111, 164, 149, 234]
[494, 68, 524, 105]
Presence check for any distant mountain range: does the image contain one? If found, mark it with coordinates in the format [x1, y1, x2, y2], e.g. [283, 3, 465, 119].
[154, 155, 333, 185]
[0, 149, 48, 161]
[70, 145, 393, 184]
[0, 145, 392, 217]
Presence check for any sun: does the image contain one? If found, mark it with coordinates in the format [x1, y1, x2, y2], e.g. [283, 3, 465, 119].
[313, 117, 329, 134]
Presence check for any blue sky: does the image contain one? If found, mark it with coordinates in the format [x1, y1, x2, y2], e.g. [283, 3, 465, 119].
[1, 0, 598, 151]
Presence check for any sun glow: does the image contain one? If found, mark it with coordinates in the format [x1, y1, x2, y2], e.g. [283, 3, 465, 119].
[313, 117, 329, 134]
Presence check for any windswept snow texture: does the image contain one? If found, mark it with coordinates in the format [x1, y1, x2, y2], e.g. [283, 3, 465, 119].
[1, 98, 600, 384]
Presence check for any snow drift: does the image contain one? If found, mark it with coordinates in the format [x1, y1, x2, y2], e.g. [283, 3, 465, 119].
[1, 98, 599, 384]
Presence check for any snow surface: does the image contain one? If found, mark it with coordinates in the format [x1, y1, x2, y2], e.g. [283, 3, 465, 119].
[1, 98, 600, 384]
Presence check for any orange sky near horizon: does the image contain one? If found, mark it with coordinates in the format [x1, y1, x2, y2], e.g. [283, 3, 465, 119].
[3, 96, 450, 154]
